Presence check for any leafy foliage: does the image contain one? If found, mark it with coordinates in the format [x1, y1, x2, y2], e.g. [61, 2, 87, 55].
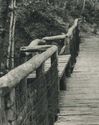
[0, 0, 99, 72]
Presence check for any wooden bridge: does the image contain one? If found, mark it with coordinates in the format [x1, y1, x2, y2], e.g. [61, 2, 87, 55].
[0, 18, 99, 125]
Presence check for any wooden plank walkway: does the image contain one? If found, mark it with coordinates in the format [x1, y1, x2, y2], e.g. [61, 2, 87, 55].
[45, 55, 71, 78]
[58, 55, 71, 78]
[27, 55, 71, 79]
[55, 35, 99, 125]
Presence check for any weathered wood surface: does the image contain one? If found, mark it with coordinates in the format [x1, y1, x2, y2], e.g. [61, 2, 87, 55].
[21, 39, 46, 52]
[58, 55, 71, 78]
[0, 45, 57, 88]
[20, 39, 46, 56]
[0, 18, 80, 125]
[20, 18, 79, 57]
[55, 35, 99, 125]
[20, 45, 52, 52]
[66, 19, 79, 37]
[45, 55, 71, 78]
[43, 34, 66, 41]
[26, 39, 46, 47]
[42, 19, 79, 41]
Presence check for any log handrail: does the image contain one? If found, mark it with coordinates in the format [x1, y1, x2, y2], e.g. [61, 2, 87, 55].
[0, 18, 80, 125]
[0, 18, 80, 89]
[20, 39, 46, 56]
[20, 18, 80, 56]
[43, 34, 66, 41]
[42, 19, 79, 41]
[27, 39, 46, 47]
[20, 18, 79, 52]
[66, 19, 79, 37]
[0, 45, 58, 88]
[20, 45, 52, 52]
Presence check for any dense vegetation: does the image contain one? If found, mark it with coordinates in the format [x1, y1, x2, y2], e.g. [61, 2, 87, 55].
[0, 0, 99, 73]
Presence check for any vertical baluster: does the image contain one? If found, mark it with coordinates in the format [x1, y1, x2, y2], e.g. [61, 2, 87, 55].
[0, 88, 16, 125]
[7, 89, 16, 125]
[51, 51, 59, 122]
[36, 64, 49, 125]
[65, 36, 71, 54]
[76, 26, 80, 54]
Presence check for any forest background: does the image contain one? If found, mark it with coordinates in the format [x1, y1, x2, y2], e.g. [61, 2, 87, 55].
[0, 0, 99, 73]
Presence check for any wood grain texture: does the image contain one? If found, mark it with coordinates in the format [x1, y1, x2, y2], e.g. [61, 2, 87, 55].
[42, 19, 79, 41]
[55, 35, 99, 125]
[45, 55, 71, 78]
[20, 45, 52, 52]
[0, 45, 57, 88]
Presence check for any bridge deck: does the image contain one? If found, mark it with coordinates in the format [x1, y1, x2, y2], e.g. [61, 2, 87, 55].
[45, 55, 71, 78]
[55, 35, 99, 125]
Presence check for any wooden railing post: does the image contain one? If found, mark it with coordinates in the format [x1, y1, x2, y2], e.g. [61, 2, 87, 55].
[68, 23, 80, 73]
[76, 25, 80, 54]
[0, 88, 16, 125]
[51, 50, 59, 92]
[47, 51, 59, 125]
[69, 34, 75, 72]
[0, 18, 81, 125]
[65, 36, 71, 54]
[51, 51, 58, 65]
[73, 29, 77, 59]
[36, 64, 49, 125]
[7, 89, 16, 125]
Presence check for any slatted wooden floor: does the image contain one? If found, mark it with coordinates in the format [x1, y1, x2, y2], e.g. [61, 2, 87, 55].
[45, 55, 71, 78]
[55, 35, 99, 125]
[27, 55, 71, 79]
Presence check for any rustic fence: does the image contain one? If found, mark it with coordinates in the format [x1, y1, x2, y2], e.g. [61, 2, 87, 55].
[0, 18, 80, 125]
[42, 18, 80, 71]
[0, 45, 59, 125]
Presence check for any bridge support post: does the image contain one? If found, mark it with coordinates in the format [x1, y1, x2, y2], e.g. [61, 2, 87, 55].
[51, 51, 59, 121]
[0, 88, 16, 125]
[60, 73, 67, 90]
[45, 51, 59, 125]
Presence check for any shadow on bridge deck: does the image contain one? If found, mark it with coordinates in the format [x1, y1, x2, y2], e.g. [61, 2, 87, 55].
[55, 34, 99, 125]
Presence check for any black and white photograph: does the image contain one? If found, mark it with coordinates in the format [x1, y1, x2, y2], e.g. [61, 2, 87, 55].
[0, 0, 99, 125]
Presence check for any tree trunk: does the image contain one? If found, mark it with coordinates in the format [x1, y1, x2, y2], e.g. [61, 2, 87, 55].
[81, 0, 86, 14]
[7, 0, 16, 69]
[11, 0, 16, 69]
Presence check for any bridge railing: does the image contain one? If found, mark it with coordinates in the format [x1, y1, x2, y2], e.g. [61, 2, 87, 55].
[0, 18, 80, 125]
[0, 45, 59, 125]
[20, 19, 80, 69]
[42, 19, 80, 65]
